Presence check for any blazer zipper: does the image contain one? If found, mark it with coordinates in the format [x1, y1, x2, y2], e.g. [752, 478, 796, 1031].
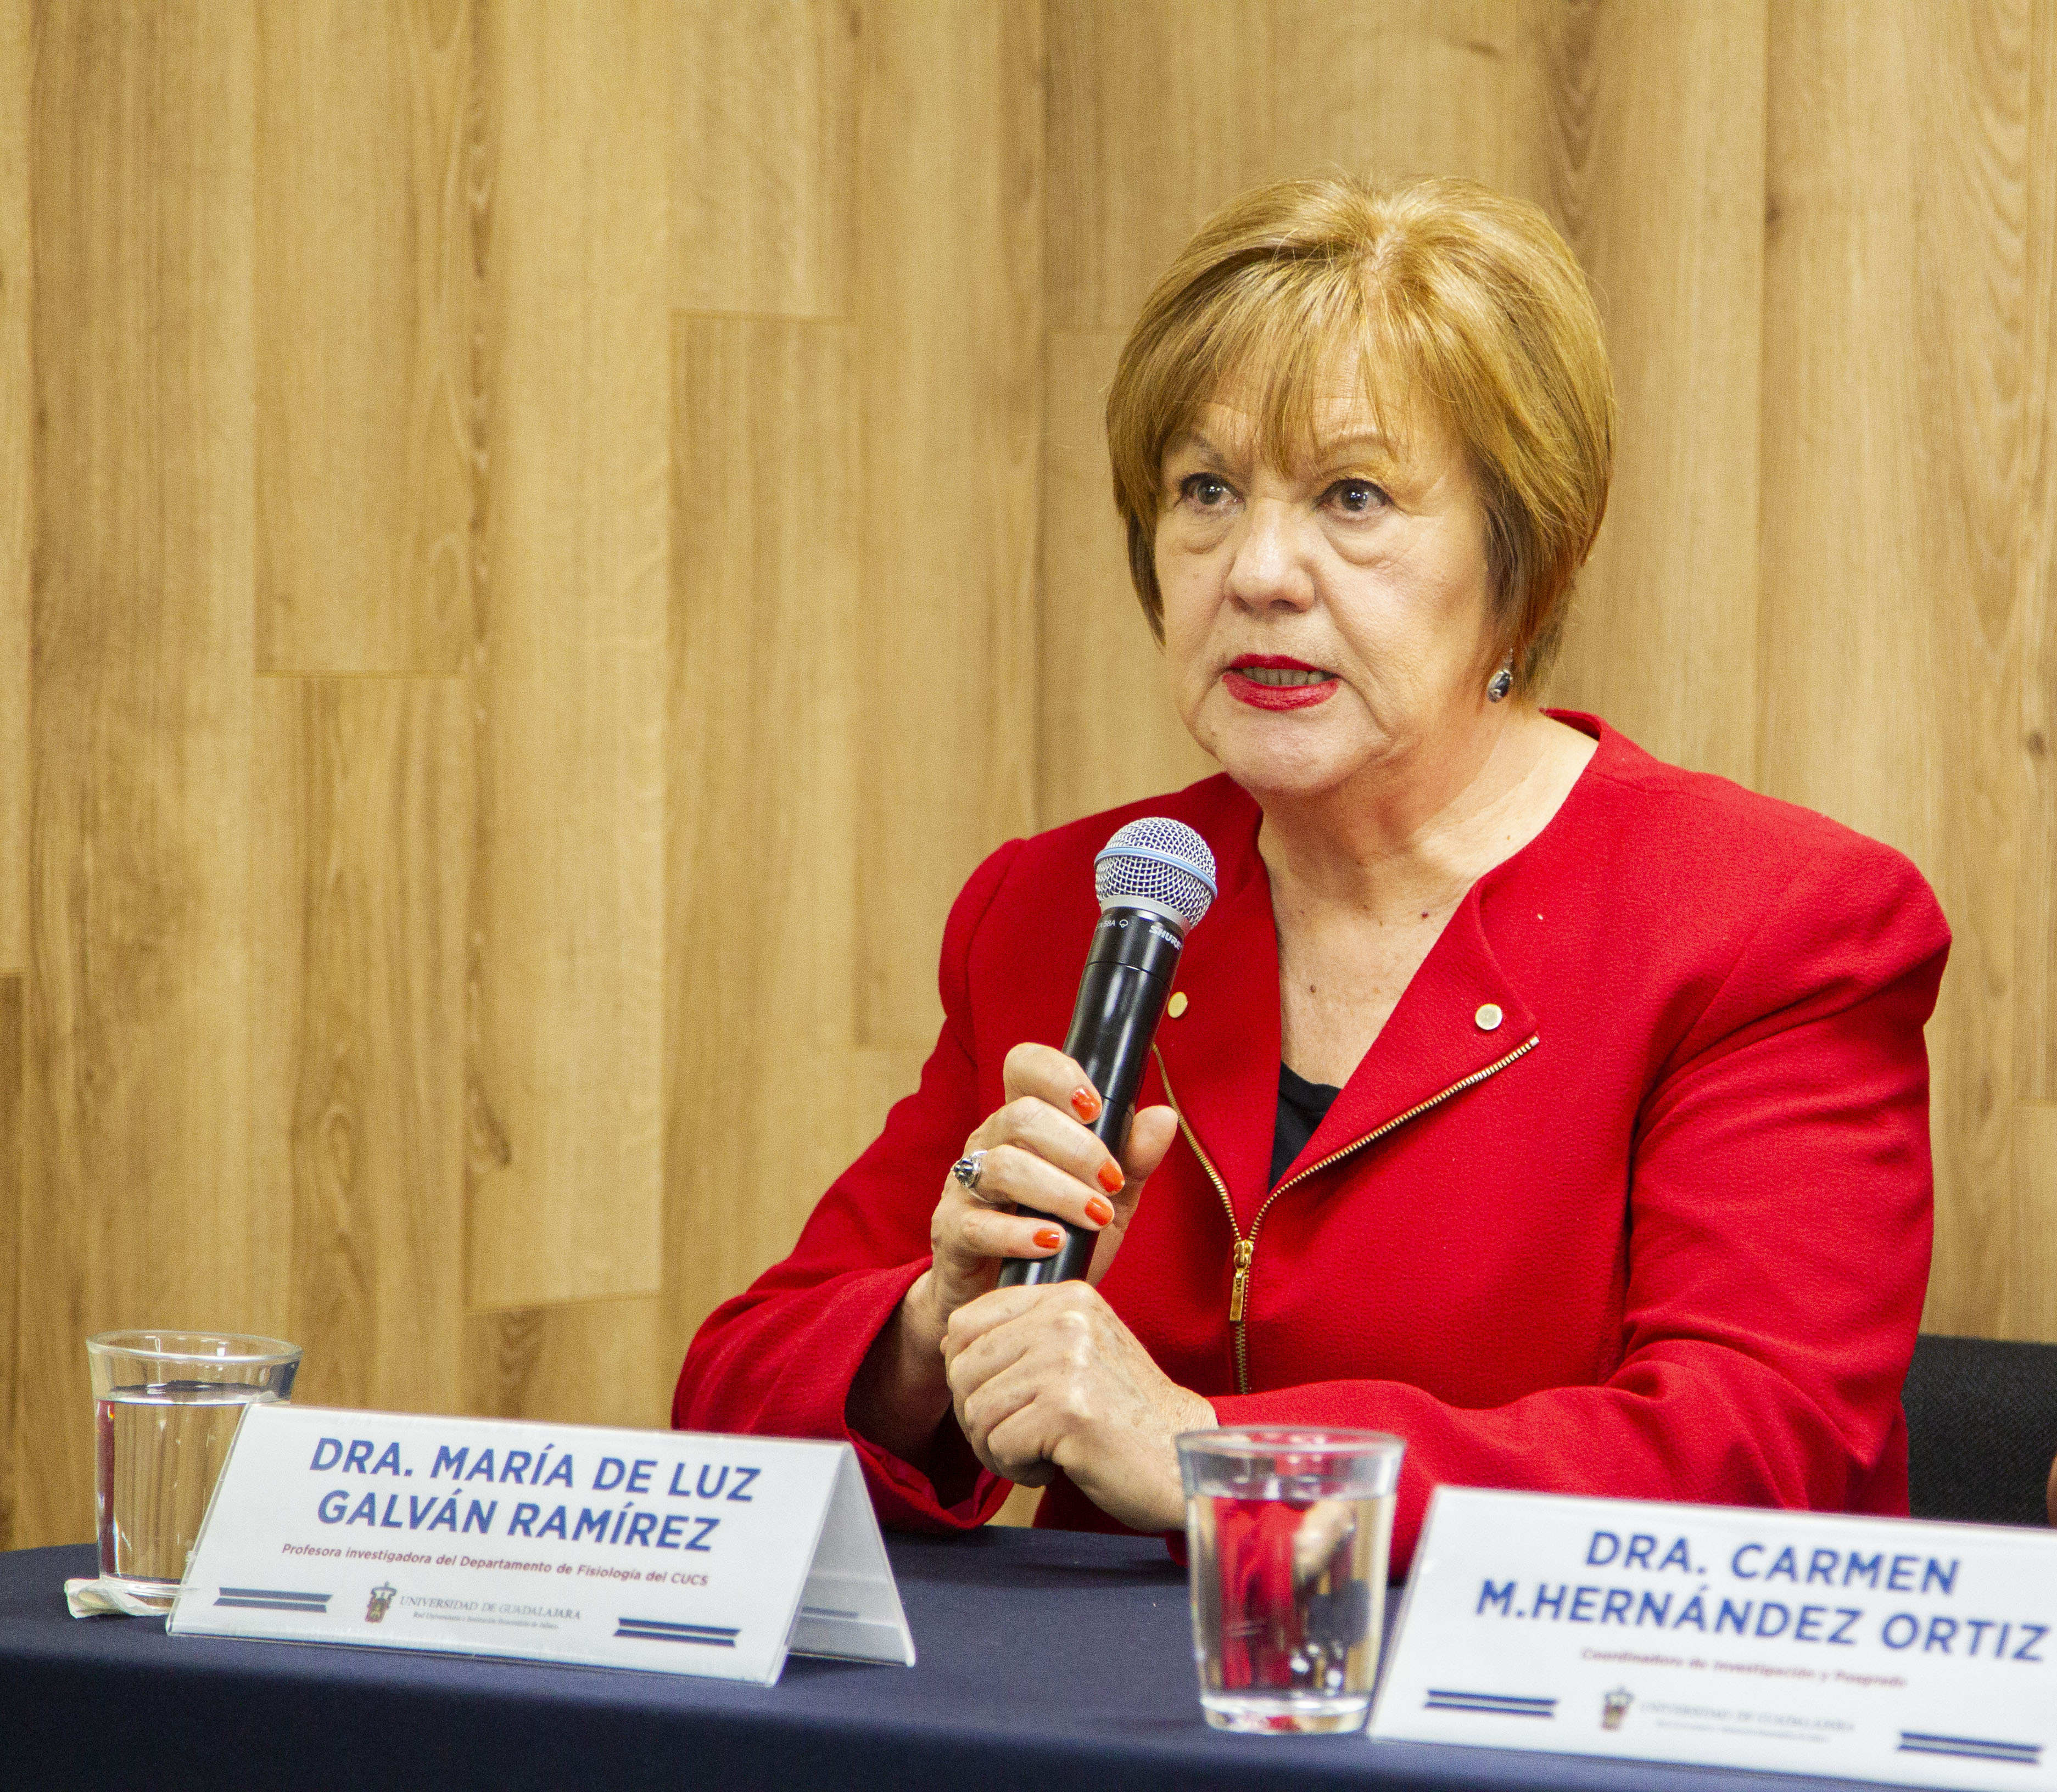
[1152, 1035, 1540, 1397]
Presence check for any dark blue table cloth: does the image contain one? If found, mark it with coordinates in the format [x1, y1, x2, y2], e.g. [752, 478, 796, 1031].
[1, 1528, 1906, 1791]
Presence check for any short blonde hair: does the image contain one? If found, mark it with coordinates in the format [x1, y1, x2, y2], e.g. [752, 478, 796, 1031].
[1107, 173, 1615, 693]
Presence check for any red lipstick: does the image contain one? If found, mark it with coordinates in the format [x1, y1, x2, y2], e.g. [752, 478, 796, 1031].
[1222, 654, 1338, 711]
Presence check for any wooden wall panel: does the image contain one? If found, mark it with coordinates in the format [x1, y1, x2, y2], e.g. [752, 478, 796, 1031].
[1047, 1, 1553, 337]
[254, 0, 476, 675]
[2016, 0, 2057, 1110]
[667, 315, 925, 1356]
[19, 1, 264, 1548]
[1046, 0, 1277, 334]
[1037, 329, 1215, 828]
[2007, 3, 2057, 1343]
[1040, 0, 1266, 827]
[466, 1298, 671, 1430]
[252, 679, 469, 1415]
[853, 1, 1044, 1047]
[671, 0, 857, 319]
[0, 976, 20, 1549]
[1540, 1, 1767, 784]
[0, 0, 26, 972]
[1760, 0, 2028, 1336]
[1265, 1, 1552, 206]
[466, 0, 669, 1310]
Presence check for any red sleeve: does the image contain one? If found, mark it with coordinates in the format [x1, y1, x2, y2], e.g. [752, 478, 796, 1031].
[671, 839, 1024, 1531]
[1210, 842, 1949, 1573]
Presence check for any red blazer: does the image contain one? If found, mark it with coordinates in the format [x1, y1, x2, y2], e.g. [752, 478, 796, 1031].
[674, 718, 1950, 1572]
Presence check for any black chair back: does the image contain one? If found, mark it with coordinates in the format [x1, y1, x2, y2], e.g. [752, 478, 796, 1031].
[1902, 1332, 2057, 1526]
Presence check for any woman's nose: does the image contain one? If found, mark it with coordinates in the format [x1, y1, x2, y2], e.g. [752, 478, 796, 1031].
[1222, 502, 1315, 611]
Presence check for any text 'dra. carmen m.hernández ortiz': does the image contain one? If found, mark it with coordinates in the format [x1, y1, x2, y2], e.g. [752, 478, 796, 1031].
[1474, 1526, 2048, 1665]
[305, 1432, 761, 1555]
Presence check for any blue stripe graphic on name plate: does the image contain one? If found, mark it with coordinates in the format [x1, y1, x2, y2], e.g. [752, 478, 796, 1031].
[215, 1587, 332, 1612]
[1424, 1690, 1556, 1717]
[615, 1616, 740, 1647]
[1899, 1732, 2042, 1766]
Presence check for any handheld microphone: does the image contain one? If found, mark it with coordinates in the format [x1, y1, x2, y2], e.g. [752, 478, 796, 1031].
[997, 817, 1217, 1286]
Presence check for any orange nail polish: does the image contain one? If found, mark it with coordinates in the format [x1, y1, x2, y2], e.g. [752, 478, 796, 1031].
[1033, 1226, 1064, 1250]
[1071, 1087, 1103, 1121]
[1096, 1160, 1125, 1195]
[1085, 1196, 1115, 1227]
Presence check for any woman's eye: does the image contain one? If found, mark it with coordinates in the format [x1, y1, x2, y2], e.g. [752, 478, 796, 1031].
[1179, 473, 1234, 509]
[1327, 479, 1388, 516]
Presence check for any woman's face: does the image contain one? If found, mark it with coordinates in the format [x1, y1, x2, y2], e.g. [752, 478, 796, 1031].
[1154, 376, 1502, 807]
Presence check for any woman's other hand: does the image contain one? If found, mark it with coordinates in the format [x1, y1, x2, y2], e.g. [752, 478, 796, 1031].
[847, 1042, 1177, 1465]
[943, 1280, 1214, 1532]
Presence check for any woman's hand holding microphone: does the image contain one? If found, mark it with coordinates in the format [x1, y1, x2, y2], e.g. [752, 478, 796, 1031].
[849, 1041, 1208, 1527]
[930, 1041, 1163, 1312]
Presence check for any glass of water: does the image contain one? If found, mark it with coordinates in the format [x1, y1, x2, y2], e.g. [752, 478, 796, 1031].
[1177, 1426, 1405, 1734]
[85, 1330, 303, 1610]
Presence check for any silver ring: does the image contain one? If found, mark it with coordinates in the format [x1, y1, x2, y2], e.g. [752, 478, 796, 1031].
[951, 1151, 987, 1195]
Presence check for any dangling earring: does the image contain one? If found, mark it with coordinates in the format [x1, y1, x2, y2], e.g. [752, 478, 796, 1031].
[1486, 655, 1514, 703]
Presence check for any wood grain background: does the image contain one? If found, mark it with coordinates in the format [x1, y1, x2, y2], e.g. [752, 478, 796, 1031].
[3, 0, 2052, 1548]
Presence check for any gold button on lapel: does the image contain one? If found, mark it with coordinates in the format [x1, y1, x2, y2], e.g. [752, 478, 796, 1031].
[1167, 992, 1189, 1018]
[1474, 1003, 1503, 1032]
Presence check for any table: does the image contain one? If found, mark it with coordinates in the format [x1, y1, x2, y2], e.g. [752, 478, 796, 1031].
[1, 1527, 1901, 1791]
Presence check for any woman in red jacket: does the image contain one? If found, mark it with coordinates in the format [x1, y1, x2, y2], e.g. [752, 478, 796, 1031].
[674, 173, 1949, 1572]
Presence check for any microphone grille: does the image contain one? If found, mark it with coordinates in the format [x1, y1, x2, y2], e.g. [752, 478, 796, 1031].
[1093, 818, 1217, 932]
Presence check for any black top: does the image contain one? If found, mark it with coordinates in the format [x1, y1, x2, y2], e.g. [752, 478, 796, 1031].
[1270, 1063, 1343, 1188]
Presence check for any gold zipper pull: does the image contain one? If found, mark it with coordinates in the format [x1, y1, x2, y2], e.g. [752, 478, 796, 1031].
[1228, 1239, 1253, 1323]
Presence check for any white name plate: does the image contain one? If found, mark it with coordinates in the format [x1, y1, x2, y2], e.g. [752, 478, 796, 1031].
[1372, 1487, 2057, 1789]
[168, 1405, 914, 1685]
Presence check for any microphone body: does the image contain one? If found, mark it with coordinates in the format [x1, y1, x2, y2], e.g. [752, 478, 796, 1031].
[998, 909, 1186, 1285]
